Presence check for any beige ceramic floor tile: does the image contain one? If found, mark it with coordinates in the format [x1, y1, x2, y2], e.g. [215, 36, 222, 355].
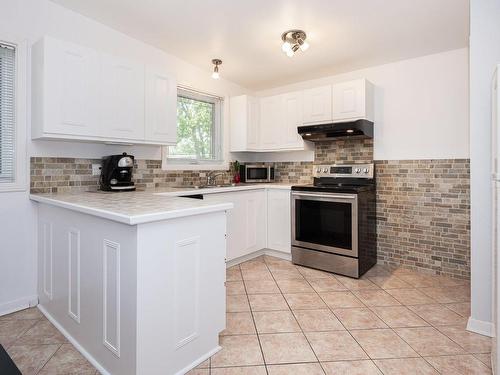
[221, 312, 256, 335]
[276, 279, 314, 293]
[370, 306, 429, 328]
[419, 286, 470, 303]
[248, 294, 289, 312]
[239, 258, 267, 270]
[7, 344, 60, 375]
[437, 325, 492, 353]
[296, 266, 334, 279]
[0, 319, 38, 347]
[211, 366, 267, 375]
[335, 275, 380, 290]
[385, 288, 436, 305]
[445, 302, 471, 317]
[305, 331, 368, 361]
[226, 295, 250, 312]
[186, 369, 209, 375]
[364, 264, 393, 277]
[38, 344, 95, 375]
[226, 266, 242, 281]
[244, 280, 280, 294]
[425, 354, 492, 375]
[241, 269, 274, 282]
[15, 320, 67, 346]
[283, 293, 327, 310]
[319, 291, 365, 309]
[0, 308, 43, 321]
[368, 275, 412, 289]
[267, 362, 325, 375]
[407, 304, 467, 326]
[394, 327, 464, 356]
[397, 273, 440, 288]
[333, 308, 387, 330]
[352, 289, 401, 307]
[321, 360, 382, 375]
[253, 311, 300, 334]
[226, 281, 246, 295]
[260, 332, 317, 364]
[374, 358, 439, 374]
[211, 335, 264, 367]
[194, 359, 209, 368]
[308, 278, 348, 293]
[270, 268, 305, 280]
[350, 329, 418, 359]
[293, 309, 344, 332]
[474, 353, 493, 368]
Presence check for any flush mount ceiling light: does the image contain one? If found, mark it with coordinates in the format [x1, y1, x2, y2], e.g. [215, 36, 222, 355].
[281, 29, 309, 57]
[211, 59, 222, 79]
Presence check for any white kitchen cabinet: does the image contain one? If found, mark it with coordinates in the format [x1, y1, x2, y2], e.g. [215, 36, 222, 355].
[259, 95, 284, 150]
[144, 67, 177, 144]
[100, 55, 145, 140]
[282, 91, 304, 149]
[302, 85, 333, 124]
[267, 189, 291, 253]
[229, 95, 260, 151]
[32, 37, 100, 138]
[332, 78, 374, 122]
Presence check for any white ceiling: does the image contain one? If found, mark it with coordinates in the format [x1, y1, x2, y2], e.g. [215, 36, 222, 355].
[51, 0, 469, 90]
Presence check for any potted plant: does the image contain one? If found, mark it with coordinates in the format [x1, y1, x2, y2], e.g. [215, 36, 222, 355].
[231, 160, 241, 184]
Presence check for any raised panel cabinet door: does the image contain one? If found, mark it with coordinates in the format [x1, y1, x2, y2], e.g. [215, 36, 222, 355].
[282, 91, 304, 149]
[267, 190, 291, 253]
[145, 68, 177, 144]
[247, 97, 260, 150]
[303, 85, 333, 124]
[332, 79, 366, 121]
[100, 55, 145, 140]
[44, 38, 100, 136]
[259, 95, 283, 149]
[244, 190, 267, 254]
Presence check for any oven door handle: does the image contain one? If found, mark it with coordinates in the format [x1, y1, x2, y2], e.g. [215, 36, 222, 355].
[292, 192, 356, 200]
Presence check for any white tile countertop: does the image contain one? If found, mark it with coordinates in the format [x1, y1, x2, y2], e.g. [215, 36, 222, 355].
[29, 183, 293, 225]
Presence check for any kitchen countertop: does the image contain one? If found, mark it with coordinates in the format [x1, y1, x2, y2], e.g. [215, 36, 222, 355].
[29, 183, 293, 225]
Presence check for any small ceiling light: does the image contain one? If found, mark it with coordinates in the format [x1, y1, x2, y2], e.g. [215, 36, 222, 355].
[281, 29, 309, 57]
[346, 129, 354, 133]
[211, 59, 222, 79]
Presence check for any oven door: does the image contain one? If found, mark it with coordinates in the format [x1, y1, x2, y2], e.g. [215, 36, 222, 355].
[291, 191, 358, 258]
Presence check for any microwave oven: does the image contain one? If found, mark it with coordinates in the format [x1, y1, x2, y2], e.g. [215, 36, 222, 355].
[239, 164, 275, 183]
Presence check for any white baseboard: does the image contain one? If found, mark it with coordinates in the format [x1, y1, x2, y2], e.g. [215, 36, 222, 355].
[37, 304, 111, 375]
[467, 316, 494, 337]
[0, 295, 38, 317]
[226, 249, 291, 268]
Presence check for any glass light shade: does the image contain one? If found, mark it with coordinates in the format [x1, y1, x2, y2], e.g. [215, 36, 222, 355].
[282, 42, 292, 53]
[286, 49, 294, 57]
[211, 71, 220, 79]
[299, 41, 310, 51]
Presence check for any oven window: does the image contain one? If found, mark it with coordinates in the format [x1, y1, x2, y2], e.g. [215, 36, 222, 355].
[247, 168, 268, 180]
[295, 199, 352, 250]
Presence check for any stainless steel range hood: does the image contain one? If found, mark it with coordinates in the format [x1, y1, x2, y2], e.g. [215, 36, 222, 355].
[298, 119, 373, 141]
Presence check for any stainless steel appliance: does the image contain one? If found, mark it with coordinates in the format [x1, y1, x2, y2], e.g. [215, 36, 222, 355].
[291, 163, 376, 278]
[239, 163, 275, 183]
[99, 152, 136, 191]
[298, 119, 374, 141]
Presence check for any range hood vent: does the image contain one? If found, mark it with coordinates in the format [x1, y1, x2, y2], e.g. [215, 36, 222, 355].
[298, 119, 373, 141]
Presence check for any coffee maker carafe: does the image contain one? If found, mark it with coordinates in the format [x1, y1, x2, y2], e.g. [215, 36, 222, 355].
[99, 153, 136, 191]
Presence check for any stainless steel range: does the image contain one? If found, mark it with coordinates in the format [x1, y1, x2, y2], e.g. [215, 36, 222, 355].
[291, 163, 377, 278]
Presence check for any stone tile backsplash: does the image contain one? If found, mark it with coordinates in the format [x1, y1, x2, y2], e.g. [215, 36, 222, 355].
[30, 138, 470, 280]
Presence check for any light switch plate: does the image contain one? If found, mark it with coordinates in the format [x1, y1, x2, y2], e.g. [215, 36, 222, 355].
[92, 164, 101, 176]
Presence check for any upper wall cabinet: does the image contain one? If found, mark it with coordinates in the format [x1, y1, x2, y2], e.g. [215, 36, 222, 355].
[31, 36, 177, 145]
[332, 79, 374, 122]
[302, 85, 333, 124]
[259, 95, 284, 150]
[230, 95, 259, 152]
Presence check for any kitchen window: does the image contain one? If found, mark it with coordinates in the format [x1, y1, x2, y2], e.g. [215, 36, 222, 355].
[166, 88, 223, 166]
[0, 38, 26, 192]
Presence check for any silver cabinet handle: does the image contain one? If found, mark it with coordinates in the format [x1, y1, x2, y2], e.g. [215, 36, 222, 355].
[292, 192, 356, 200]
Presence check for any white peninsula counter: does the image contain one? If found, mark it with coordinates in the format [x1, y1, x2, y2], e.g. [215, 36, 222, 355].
[30, 191, 233, 375]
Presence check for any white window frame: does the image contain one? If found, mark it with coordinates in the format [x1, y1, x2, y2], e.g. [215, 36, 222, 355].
[0, 34, 27, 192]
[162, 87, 226, 171]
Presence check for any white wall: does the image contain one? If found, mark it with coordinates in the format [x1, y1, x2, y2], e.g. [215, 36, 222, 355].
[468, 0, 500, 336]
[0, 0, 249, 315]
[254, 48, 469, 162]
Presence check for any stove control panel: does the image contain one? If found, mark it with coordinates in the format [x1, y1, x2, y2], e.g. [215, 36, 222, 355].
[313, 163, 374, 179]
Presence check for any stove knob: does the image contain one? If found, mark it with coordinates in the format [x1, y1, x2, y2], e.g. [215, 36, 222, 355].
[316, 167, 321, 173]
[323, 167, 329, 173]
[355, 168, 361, 173]
[363, 168, 369, 174]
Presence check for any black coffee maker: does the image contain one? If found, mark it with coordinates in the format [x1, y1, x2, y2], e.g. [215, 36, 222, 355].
[99, 153, 136, 192]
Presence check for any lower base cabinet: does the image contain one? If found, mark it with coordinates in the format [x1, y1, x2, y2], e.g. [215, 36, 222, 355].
[267, 189, 292, 253]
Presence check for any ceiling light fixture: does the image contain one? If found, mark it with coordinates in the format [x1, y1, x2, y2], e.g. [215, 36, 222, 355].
[281, 29, 309, 57]
[211, 59, 222, 79]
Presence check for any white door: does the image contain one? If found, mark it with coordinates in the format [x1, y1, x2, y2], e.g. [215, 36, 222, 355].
[332, 79, 366, 121]
[267, 190, 291, 253]
[303, 85, 332, 124]
[282, 91, 304, 149]
[44, 38, 100, 136]
[100, 55, 145, 140]
[260, 95, 283, 149]
[145, 67, 177, 144]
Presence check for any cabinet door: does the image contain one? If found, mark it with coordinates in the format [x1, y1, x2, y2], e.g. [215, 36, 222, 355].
[244, 190, 267, 254]
[303, 85, 332, 124]
[44, 38, 100, 136]
[100, 55, 145, 140]
[259, 95, 283, 149]
[332, 79, 366, 121]
[267, 190, 291, 253]
[145, 67, 177, 144]
[282, 91, 304, 149]
[247, 97, 260, 150]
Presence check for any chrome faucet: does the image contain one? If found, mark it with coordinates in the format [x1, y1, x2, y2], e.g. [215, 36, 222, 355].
[206, 171, 224, 186]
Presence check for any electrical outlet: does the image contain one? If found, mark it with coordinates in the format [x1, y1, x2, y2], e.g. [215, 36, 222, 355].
[92, 164, 101, 176]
